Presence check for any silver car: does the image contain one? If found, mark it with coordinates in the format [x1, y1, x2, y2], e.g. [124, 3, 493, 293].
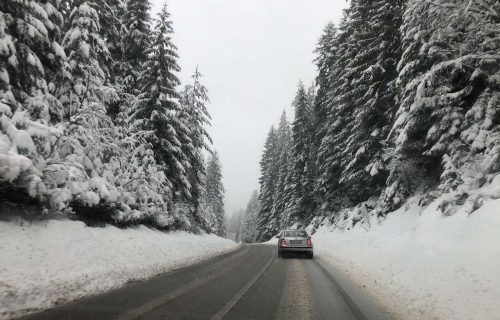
[277, 229, 313, 259]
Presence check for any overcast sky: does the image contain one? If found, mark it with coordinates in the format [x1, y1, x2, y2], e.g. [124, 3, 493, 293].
[151, 0, 348, 214]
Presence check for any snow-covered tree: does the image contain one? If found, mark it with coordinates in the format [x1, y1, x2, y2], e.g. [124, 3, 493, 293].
[58, 2, 116, 115]
[255, 0, 499, 234]
[257, 110, 298, 238]
[336, 0, 404, 203]
[387, 0, 500, 213]
[202, 151, 225, 236]
[315, 12, 355, 212]
[0, 0, 216, 231]
[272, 111, 293, 229]
[241, 190, 260, 243]
[311, 22, 338, 214]
[41, 1, 119, 211]
[290, 82, 314, 222]
[0, 0, 65, 201]
[257, 126, 278, 240]
[180, 67, 212, 211]
[226, 209, 244, 242]
[121, 0, 151, 94]
[127, 3, 192, 202]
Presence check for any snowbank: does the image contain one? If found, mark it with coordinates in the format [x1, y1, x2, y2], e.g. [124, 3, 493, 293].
[0, 219, 238, 319]
[263, 236, 279, 244]
[313, 196, 500, 320]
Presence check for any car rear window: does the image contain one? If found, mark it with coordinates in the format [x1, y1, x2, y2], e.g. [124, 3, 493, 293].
[284, 230, 308, 237]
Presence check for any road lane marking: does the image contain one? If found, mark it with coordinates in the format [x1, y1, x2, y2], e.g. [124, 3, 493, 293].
[210, 250, 275, 320]
[116, 246, 251, 320]
[277, 259, 314, 320]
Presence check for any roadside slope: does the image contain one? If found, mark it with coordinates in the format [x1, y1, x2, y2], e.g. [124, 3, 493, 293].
[313, 196, 500, 320]
[0, 219, 237, 320]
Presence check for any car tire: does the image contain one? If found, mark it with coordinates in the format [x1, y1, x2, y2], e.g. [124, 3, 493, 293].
[308, 252, 314, 259]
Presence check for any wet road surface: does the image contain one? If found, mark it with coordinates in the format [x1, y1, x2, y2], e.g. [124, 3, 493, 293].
[20, 245, 392, 320]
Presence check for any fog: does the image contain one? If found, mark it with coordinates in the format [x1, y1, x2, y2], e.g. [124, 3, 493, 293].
[151, 0, 348, 214]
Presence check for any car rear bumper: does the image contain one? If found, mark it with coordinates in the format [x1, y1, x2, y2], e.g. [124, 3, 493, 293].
[278, 247, 313, 253]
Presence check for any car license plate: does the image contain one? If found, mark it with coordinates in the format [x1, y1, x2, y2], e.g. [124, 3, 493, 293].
[290, 240, 301, 244]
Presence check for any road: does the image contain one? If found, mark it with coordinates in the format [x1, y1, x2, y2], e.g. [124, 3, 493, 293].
[20, 245, 392, 320]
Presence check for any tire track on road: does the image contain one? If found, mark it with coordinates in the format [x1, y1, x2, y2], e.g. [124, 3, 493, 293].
[116, 246, 251, 320]
[277, 259, 314, 320]
[210, 249, 275, 320]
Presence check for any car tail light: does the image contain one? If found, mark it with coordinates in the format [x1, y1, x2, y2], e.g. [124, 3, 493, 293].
[280, 239, 286, 247]
[306, 238, 312, 247]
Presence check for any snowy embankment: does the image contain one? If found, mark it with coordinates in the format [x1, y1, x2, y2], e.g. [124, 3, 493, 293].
[0, 219, 237, 319]
[313, 195, 500, 320]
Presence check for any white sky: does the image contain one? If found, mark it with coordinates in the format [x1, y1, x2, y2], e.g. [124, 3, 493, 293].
[151, 0, 348, 214]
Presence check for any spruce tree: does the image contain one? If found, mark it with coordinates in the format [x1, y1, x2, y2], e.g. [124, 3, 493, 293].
[313, 22, 337, 126]
[257, 126, 278, 240]
[121, 0, 151, 94]
[128, 3, 191, 202]
[272, 111, 293, 230]
[386, 0, 500, 214]
[312, 22, 338, 214]
[315, 0, 397, 211]
[180, 68, 212, 211]
[96, 0, 127, 118]
[336, 0, 405, 203]
[43, 1, 125, 211]
[58, 1, 116, 116]
[315, 6, 358, 212]
[0, 0, 65, 198]
[290, 82, 314, 222]
[241, 190, 260, 243]
[226, 209, 244, 242]
[204, 151, 225, 236]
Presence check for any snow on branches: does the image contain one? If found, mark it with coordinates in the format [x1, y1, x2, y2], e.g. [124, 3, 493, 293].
[0, 1, 217, 231]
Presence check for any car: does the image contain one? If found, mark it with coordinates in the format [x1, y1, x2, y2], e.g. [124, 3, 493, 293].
[277, 229, 313, 259]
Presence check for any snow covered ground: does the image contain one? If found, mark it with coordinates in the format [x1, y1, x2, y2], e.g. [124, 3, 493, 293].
[0, 219, 237, 320]
[313, 196, 500, 320]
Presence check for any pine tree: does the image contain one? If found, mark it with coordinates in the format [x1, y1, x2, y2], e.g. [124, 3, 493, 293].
[121, 0, 151, 94]
[203, 151, 225, 236]
[312, 22, 338, 213]
[315, 7, 358, 212]
[303, 84, 319, 215]
[58, 1, 117, 116]
[313, 22, 337, 126]
[41, 1, 127, 212]
[226, 209, 244, 242]
[272, 111, 293, 230]
[128, 3, 191, 202]
[257, 126, 278, 240]
[0, 0, 65, 199]
[335, 0, 405, 204]
[95, 0, 127, 118]
[180, 68, 212, 211]
[241, 190, 260, 243]
[255, 0, 500, 231]
[290, 82, 314, 222]
[95, 0, 126, 61]
[0, 0, 219, 231]
[387, 0, 500, 214]
[315, 0, 403, 213]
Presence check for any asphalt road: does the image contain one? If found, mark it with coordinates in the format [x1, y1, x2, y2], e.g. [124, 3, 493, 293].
[20, 245, 393, 320]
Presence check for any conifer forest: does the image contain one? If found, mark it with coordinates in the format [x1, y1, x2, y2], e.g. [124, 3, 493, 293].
[0, 0, 225, 234]
[254, 0, 500, 240]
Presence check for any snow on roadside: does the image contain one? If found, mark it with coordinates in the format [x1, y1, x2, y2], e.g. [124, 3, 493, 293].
[313, 196, 500, 320]
[0, 219, 238, 319]
[263, 236, 278, 244]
